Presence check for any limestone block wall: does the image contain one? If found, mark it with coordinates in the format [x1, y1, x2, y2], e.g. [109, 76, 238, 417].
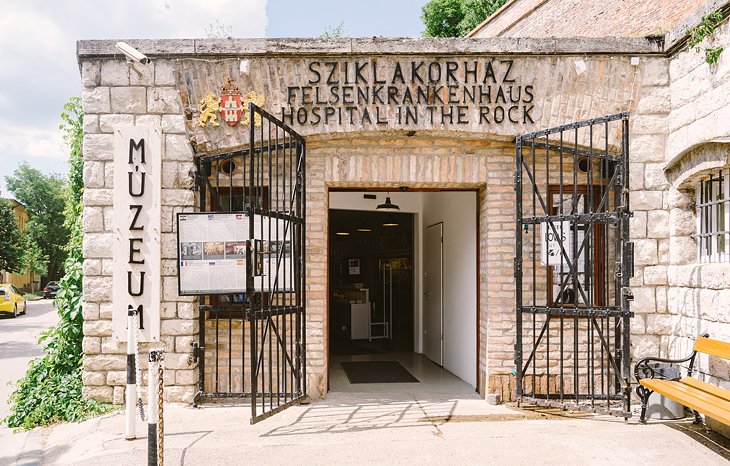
[625, 57, 673, 365]
[80, 57, 198, 403]
[633, 17, 730, 387]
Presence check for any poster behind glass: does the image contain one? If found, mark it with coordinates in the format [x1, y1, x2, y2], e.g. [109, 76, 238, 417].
[177, 212, 292, 295]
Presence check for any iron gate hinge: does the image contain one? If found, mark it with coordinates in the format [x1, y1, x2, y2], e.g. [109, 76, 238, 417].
[189, 342, 204, 365]
[625, 241, 635, 278]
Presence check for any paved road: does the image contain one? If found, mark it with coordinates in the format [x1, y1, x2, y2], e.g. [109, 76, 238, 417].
[0, 299, 59, 419]
[0, 299, 59, 465]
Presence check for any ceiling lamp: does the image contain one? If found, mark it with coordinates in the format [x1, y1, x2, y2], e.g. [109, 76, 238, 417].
[376, 193, 400, 210]
[335, 231, 350, 236]
[382, 215, 399, 227]
[357, 225, 372, 232]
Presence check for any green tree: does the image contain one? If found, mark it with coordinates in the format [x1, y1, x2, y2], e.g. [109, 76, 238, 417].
[5, 163, 69, 281]
[0, 199, 22, 273]
[19, 234, 49, 278]
[422, 0, 507, 37]
[5, 97, 113, 430]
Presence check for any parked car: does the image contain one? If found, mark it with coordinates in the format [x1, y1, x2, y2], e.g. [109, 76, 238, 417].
[43, 281, 60, 299]
[0, 284, 27, 317]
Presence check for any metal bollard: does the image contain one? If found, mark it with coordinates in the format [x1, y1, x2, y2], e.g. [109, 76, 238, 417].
[148, 349, 164, 466]
[125, 308, 137, 440]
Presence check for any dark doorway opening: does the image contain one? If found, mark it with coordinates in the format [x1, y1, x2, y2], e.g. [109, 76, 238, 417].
[328, 209, 414, 357]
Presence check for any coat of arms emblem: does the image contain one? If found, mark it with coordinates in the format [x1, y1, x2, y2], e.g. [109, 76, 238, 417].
[219, 79, 243, 126]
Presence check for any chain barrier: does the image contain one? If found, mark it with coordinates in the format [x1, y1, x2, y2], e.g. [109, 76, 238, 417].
[133, 311, 146, 422]
[157, 354, 164, 466]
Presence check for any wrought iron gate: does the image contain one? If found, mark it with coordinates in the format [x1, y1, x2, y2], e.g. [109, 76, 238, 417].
[514, 113, 633, 417]
[193, 103, 306, 423]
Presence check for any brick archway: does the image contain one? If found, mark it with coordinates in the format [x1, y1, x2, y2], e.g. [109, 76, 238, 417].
[303, 133, 516, 398]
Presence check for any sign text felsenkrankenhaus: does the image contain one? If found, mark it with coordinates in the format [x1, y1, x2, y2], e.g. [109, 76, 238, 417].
[281, 59, 535, 128]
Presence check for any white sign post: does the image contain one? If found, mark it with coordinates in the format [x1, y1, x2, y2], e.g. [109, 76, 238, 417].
[113, 127, 161, 342]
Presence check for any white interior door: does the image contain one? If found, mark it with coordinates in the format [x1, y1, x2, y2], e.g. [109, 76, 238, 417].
[423, 222, 443, 365]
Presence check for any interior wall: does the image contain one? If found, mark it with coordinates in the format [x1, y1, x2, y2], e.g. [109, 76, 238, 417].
[422, 191, 478, 388]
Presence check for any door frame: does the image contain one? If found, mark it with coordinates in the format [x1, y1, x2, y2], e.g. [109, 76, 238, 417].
[325, 187, 481, 393]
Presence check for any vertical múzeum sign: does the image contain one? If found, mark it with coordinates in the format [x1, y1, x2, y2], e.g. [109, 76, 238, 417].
[113, 127, 161, 342]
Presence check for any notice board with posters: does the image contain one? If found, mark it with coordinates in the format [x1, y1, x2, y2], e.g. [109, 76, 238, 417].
[176, 212, 293, 295]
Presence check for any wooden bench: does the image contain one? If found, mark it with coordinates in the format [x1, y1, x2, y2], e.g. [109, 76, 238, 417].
[634, 334, 730, 425]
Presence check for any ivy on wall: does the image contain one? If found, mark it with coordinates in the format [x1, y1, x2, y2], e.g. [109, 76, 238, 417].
[687, 10, 725, 65]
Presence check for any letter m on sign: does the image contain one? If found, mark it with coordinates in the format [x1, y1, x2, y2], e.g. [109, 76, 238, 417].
[129, 138, 146, 164]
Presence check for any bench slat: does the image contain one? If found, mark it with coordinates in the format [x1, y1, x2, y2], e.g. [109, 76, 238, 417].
[640, 379, 730, 425]
[693, 337, 730, 359]
[681, 377, 730, 403]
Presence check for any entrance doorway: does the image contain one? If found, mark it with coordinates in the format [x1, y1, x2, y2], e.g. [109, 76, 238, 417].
[327, 190, 478, 394]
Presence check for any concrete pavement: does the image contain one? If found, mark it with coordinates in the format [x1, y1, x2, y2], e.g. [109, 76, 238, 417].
[0, 299, 59, 466]
[10, 391, 730, 465]
[0, 303, 728, 465]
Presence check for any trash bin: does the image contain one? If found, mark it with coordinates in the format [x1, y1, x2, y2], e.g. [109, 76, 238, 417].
[645, 362, 686, 420]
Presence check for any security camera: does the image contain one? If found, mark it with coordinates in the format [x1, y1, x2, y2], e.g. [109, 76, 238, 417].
[115, 42, 150, 65]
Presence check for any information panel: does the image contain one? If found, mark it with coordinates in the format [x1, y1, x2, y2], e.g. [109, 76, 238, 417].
[177, 212, 293, 295]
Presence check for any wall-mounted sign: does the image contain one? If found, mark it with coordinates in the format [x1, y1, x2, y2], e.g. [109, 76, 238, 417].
[540, 221, 587, 272]
[280, 58, 535, 128]
[348, 258, 360, 275]
[112, 127, 161, 342]
[177, 212, 292, 295]
[540, 221, 572, 267]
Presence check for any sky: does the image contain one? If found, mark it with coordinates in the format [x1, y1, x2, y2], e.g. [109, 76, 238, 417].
[0, 0, 427, 196]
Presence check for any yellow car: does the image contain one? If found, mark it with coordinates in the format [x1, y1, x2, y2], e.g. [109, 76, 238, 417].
[0, 284, 27, 317]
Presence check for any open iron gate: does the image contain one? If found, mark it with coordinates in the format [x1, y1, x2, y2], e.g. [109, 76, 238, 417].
[514, 112, 633, 418]
[193, 103, 306, 424]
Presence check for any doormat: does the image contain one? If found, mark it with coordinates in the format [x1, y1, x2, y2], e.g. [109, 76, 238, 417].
[340, 361, 419, 384]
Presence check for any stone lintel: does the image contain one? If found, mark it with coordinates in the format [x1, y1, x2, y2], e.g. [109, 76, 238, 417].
[76, 36, 665, 65]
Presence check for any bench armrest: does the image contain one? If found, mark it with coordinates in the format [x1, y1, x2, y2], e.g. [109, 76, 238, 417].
[633, 333, 709, 384]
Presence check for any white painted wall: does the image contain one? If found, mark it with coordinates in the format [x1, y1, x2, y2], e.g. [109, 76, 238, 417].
[422, 191, 477, 388]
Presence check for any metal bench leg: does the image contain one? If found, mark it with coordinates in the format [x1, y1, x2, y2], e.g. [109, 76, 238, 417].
[636, 386, 652, 424]
[692, 410, 703, 425]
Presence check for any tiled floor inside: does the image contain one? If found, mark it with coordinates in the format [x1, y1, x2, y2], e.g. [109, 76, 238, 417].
[328, 350, 479, 396]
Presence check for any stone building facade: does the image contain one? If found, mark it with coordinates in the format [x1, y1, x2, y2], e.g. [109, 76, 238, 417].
[77, 1, 730, 409]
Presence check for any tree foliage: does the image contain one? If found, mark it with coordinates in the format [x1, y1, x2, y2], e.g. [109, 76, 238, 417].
[0, 199, 22, 273]
[422, 0, 508, 37]
[19, 234, 49, 278]
[5, 163, 69, 280]
[5, 97, 114, 430]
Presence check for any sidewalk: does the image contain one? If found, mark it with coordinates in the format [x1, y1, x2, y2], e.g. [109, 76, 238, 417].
[3, 392, 729, 465]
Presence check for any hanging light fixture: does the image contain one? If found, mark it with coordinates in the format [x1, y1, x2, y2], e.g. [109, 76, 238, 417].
[376, 192, 400, 210]
[382, 214, 399, 227]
